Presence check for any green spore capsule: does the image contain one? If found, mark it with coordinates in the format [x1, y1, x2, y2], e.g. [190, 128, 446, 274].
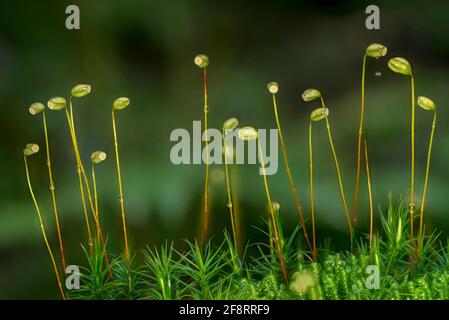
[29, 102, 45, 115]
[194, 54, 209, 68]
[71, 84, 91, 98]
[267, 81, 279, 94]
[238, 126, 258, 140]
[310, 107, 329, 122]
[23, 143, 40, 156]
[90, 151, 107, 164]
[222, 117, 239, 131]
[366, 43, 387, 58]
[113, 97, 130, 110]
[301, 88, 322, 102]
[47, 97, 67, 110]
[388, 57, 412, 76]
[417, 96, 436, 111]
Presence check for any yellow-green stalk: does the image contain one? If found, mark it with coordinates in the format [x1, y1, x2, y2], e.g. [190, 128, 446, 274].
[238, 126, 289, 283]
[308, 107, 329, 258]
[112, 97, 131, 261]
[387, 57, 415, 242]
[194, 54, 210, 246]
[267, 82, 313, 253]
[354, 43, 387, 227]
[324, 108, 353, 238]
[29, 102, 66, 270]
[231, 171, 243, 258]
[23, 143, 66, 300]
[364, 139, 374, 253]
[416, 96, 437, 260]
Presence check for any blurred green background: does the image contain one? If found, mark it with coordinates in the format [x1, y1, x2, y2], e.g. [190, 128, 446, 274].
[1, 0, 448, 298]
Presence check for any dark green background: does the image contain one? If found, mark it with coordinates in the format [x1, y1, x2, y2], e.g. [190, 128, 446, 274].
[0, 0, 448, 298]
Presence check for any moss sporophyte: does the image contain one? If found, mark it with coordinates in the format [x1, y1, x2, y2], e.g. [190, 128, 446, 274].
[387, 57, 416, 244]
[353, 43, 387, 228]
[29, 102, 66, 270]
[23, 143, 66, 299]
[222, 117, 240, 265]
[238, 126, 288, 283]
[416, 96, 437, 261]
[308, 107, 330, 258]
[23, 43, 444, 299]
[112, 97, 131, 261]
[267, 81, 313, 254]
[194, 54, 210, 246]
[302, 89, 353, 242]
[91, 151, 107, 238]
